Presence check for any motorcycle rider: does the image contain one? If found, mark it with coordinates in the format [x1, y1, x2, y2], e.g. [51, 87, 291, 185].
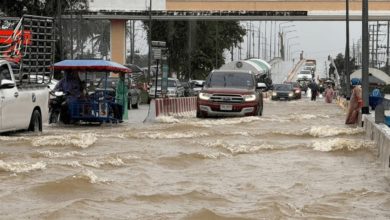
[52, 70, 83, 123]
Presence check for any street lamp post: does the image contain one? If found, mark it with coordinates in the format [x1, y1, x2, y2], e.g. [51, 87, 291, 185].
[278, 22, 291, 56]
[291, 50, 301, 62]
[288, 43, 300, 61]
[285, 35, 299, 61]
[283, 29, 297, 60]
[147, 0, 152, 82]
[278, 24, 295, 57]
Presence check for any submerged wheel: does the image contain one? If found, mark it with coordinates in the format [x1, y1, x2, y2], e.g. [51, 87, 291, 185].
[196, 110, 205, 118]
[28, 110, 42, 132]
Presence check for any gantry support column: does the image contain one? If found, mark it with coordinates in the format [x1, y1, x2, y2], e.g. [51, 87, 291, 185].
[110, 19, 126, 64]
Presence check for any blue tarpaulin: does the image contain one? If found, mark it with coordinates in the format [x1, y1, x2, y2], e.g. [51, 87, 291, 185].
[53, 60, 131, 73]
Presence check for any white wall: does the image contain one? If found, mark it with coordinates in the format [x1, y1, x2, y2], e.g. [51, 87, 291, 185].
[88, 0, 166, 11]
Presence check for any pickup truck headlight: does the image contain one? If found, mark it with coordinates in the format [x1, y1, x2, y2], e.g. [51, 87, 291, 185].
[272, 92, 277, 96]
[289, 92, 294, 97]
[199, 92, 212, 100]
[243, 94, 257, 102]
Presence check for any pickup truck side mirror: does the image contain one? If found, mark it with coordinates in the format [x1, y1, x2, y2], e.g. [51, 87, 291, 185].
[0, 79, 15, 89]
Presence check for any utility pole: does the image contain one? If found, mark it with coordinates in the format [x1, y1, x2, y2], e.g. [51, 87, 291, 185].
[231, 45, 234, 62]
[371, 24, 375, 67]
[147, 0, 152, 82]
[387, 21, 390, 74]
[252, 24, 255, 59]
[258, 21, 261, 58]
[239, 41, 242, 60]
[269, 21, 272, 60]
[273, 21, 277, 58]
[376, 21, 380, 68]
[130, 20, 135, 64]
[345, 0, 350, 97]
[56, 0, 63, 60]
[362, 0, 369, 114]
[264, 21, 267, 60]
[246, 22, 250, 59]
[215, 22, 219, 67]
[70, 6, 74, 59]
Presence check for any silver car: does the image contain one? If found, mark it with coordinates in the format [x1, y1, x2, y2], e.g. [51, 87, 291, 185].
[148, 78, 185, 101]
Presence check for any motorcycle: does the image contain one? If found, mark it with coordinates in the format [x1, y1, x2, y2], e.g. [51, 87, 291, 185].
[49, 91, 68, 124]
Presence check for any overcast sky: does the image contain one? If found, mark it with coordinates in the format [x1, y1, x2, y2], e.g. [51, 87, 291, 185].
[294, 21, 362, 62]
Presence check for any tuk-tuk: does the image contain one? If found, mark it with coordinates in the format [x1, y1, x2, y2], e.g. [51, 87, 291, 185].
[52, 59, 131, 124]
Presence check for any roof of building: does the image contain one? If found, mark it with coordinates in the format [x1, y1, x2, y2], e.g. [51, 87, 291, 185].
[350, 68, 390, 85]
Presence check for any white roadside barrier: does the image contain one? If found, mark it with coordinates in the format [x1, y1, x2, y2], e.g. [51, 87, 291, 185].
[364, 115, 390, 168]
[144, 97, 197, 122]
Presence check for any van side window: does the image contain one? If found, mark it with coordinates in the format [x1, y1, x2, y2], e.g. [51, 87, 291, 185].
[0, 65, 12, 81]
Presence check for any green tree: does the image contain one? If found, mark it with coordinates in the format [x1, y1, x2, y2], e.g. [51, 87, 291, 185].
[333, 52, 358, 96]
[145, 20, 245, 80]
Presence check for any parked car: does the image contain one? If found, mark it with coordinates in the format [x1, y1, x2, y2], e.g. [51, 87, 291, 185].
[148, 78, 185, 101]
[271, 83, 295, 100]
[285, 81, 302, 99]
[189, 80, 205, 96]
[197, 70, 264, 118]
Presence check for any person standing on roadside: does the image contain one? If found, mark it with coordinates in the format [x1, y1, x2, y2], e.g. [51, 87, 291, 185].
[310, 81, 318, 101]
[324, 85, 334, 103]
[115, 73, 128, 121]
[345, 78, 362, 125]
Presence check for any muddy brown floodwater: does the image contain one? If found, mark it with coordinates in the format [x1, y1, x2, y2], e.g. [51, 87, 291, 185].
[0, 98, 389, 219]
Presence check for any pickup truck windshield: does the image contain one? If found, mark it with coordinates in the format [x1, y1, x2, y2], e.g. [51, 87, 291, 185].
[208, 72, 253, 88]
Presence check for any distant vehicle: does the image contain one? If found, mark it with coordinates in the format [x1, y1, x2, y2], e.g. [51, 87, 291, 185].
[303, 65, 314, 73]
[26, 75, 58, 92]
[197, 70, 264, 118]
[148, 78, 185, 101]
[297, 80, 310, 94]
[189, 80, 205, 96]
[285, 81, 302, 99]
[272, 83, 295, 101]
[304, 60, 316, 72]
[297, 70, 313, 81]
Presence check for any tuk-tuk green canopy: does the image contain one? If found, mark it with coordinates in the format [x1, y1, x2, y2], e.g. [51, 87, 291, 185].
[219, 59, 271, 75]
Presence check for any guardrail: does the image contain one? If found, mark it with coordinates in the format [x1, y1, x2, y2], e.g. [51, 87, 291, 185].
[155, 97, 197, 117]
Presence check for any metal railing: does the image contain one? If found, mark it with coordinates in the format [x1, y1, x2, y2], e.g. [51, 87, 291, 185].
[0, 15, 55, 85]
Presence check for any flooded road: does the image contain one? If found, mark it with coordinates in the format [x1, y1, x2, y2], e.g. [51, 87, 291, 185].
[1, 97, 389, 219]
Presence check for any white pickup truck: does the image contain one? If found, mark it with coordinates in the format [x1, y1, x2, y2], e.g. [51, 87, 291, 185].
[0, 15, 54, 133]
[0, 60, 49, 133]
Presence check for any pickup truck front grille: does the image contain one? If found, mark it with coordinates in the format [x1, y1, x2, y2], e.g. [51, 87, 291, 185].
[210, 94, 244, 103]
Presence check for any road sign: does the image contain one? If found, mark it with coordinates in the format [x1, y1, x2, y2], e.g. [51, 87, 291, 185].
[153, 48, 162, 59]
[152, 41, 166, 47]
[161, 65, 169, 96]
